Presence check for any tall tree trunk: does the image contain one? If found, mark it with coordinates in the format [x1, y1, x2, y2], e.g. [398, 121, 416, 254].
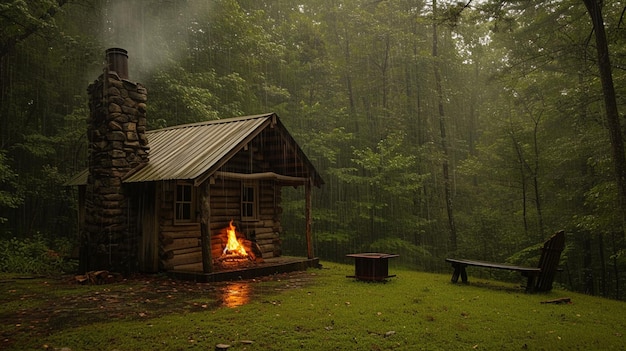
[583, 236, 595, 295]
[380, 34, 390, 111]
[611, 232, 621, 299]
[511, 133, 529, 234]
[343, 34, 356, 116]
[582, 0, 626, 236]
[469, 62, 479, 186]
[531, 118, 544, 237]
[432, 0, 457, 251]
[598, 233, 607, 297]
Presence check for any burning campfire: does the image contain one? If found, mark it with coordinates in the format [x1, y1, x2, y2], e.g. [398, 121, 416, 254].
[215, 220, 261, 267]
[222, 220, 249, 258]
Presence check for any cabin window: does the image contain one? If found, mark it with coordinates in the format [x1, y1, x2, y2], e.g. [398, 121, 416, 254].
[241, 181, 258, 221]
[175, 182, 194, 223]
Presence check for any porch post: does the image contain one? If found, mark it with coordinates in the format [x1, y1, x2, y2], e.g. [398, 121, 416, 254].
[200, 181, 213, 273]
[305, 179, 314, 259]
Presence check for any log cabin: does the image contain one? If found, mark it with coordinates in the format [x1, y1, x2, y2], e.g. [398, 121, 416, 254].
[66, 49, 323, 279]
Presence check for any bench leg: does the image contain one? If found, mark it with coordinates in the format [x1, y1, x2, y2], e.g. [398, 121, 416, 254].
[451, 265, 460, 283]
[451, 264, 468, 284]
[525, 274, 537, 293]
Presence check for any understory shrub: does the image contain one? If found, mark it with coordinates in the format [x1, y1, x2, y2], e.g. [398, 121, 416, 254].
[0, 234, 76, 275]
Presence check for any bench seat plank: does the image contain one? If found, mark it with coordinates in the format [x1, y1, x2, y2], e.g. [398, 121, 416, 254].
[445, 230, 565, 293]
[445, 258, 541, 273]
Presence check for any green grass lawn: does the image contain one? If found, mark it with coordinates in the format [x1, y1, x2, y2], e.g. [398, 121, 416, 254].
[1, 262, 624, 350]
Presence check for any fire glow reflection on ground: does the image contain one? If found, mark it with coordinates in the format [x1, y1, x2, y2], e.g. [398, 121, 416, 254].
[219, 281, 251, 308]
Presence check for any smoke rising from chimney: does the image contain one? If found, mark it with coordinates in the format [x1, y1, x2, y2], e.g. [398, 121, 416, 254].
[100, 0, 213, 81]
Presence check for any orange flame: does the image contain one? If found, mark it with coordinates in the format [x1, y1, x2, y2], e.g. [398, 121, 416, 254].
[223, 220, 248, 256]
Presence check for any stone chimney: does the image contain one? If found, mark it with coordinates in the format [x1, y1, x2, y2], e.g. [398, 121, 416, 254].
[81, 48, 149, 273]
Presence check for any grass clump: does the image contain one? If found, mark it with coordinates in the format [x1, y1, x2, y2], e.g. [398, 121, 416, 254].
[1, 261, 625, 350]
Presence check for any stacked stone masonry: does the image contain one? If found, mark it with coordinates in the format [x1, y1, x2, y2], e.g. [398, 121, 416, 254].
[83, 71, 149, 272]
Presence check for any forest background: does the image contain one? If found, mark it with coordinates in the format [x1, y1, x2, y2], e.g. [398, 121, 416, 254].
[0, 0, 625, 300]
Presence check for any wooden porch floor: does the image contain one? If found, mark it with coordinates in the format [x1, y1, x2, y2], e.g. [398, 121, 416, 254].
[167, 256, 320, 283]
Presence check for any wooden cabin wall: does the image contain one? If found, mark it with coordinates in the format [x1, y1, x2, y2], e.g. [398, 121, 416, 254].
[158, 180, 202, 271]
[209, 178, 283, 259]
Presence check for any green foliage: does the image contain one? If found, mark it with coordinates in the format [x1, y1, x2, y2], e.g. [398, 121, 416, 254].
[0, 152, 23, 224]
[368, 237, 432, 260]
[315, 230, 351, 244]
[0, 234, 76, 275]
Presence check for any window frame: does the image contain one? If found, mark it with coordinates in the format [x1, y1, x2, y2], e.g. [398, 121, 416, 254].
[241, 181, 259, 221]
[174, 181, 195, 224]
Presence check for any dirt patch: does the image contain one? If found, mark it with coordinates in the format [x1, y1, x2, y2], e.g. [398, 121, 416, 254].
[0, 270, 316, 342]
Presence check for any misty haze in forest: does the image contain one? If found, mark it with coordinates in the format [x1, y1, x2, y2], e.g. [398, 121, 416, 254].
[0, 0, 625, 300]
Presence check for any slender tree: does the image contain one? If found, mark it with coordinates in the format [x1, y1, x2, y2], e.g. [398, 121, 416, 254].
[432, 0, 457, 251]
[582, 0, 626, 237]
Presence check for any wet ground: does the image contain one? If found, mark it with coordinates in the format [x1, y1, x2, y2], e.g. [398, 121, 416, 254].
[0, 270, 317, 342]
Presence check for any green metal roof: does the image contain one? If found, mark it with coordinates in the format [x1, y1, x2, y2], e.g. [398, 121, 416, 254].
[65, 113, 323, 187]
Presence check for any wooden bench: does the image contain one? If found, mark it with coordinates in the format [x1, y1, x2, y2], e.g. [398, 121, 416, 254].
[445, 230, 565, 293]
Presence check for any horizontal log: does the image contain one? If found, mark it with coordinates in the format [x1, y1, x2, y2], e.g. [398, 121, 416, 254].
[209, 201, 240, 210]
[161, 246, 201, 259]
[210, 223, 231, 231]
[161, 224, 200, 232]
[237, 220, 265, 227]
[172, 262, 203, 271]
[261, 219, 276, 227]
[209, 197, 277, 207]
[210, 195, 240, 203]
[251, 227, 274, 234]
[161, 230, 201, 241]
[212, 178, 240, 186]
[261, 251, 276, 259]
[257, 239, 277, 247]
[260, 207, 277, 215]
[209, 215, 241, 223]
[210, 188, 240, 197]
[161, 229, 202, 237]
[258, 243, 275, 252]
[211, 208, 240, 217]
[160, 211, 174, 220]
[215, 171, 309, 185]
[162, 238, 201, 251]
[255, 232, 279, 241]
[161, 250, 202, 269]
[260, 189, 276, 197]
[258, 214, 275, 221]
[174, 246, 201, 254]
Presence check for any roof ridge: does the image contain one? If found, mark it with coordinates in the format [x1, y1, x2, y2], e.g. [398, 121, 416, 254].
[147, 112, 275, 133]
